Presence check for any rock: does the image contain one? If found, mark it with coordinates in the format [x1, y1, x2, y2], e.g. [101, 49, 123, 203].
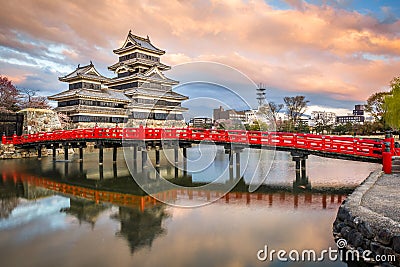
[337, 206, 348, 221]
[341, 226, 352, 239]
[334, 221, 347, 233]
[370, 242, 385, 255]
[358, 221, 374, 239]
[393, 236, 400, 253]
[377, 229, 393, 246]
[348, 229, 364, 247]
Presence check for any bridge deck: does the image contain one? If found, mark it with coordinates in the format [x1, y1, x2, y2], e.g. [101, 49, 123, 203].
[1, 127, 395, 163]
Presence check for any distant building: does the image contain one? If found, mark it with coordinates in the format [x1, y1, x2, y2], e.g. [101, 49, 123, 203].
[49, 31, 188, 128]
[336, 115, 365, 124]
[213, 106, 256, 124]
[189, 117, 213, 128]
[310, 111, 336, 127]
[336, 104, 366, 124]
[353, 105, 365, 116]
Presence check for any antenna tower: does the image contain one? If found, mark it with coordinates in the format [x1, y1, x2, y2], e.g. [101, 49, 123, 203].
[256, 83, 267, 107]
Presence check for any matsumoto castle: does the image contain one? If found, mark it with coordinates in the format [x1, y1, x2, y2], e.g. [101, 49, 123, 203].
[49, 31, 188, 128]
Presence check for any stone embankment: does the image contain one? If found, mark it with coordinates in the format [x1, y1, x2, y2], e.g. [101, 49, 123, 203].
[333, 170, 400, 266]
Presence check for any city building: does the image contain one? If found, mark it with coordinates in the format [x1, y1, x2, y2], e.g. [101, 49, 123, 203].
[49, 31, 188, 128]
[213, 106, 256, 124]
[310, 111, 336, 127]
[188, 117, 213, 128]
[336, 104, 366, 124]
[353, 105, 364, 116]
[336, 115, 365, 124]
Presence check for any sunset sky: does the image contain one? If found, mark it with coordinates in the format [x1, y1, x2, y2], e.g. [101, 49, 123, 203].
[0, 0, 399, 115]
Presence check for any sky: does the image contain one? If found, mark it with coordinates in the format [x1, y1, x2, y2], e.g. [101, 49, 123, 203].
[0, 0, 400, 116]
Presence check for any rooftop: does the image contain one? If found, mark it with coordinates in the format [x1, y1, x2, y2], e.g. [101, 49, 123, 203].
[59, 62, 109, 83]
[113, 31, 165, 55]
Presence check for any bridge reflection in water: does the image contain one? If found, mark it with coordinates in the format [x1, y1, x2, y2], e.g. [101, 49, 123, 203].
[0, 168, 345, 254]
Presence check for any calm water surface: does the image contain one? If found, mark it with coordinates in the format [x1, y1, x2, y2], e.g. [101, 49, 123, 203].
[0, 147, 379, 267]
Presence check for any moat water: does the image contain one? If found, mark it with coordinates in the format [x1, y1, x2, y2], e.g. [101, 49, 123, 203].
[0, 147, 379, 267]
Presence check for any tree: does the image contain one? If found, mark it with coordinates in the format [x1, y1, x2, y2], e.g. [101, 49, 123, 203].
[283, 96, 309, 131]
[0, 76, 20, 112]
[19, 88, 51, 109]
[384, 77, 400, 129]
[268, 101, 284, 125]
[365, 91, 391, 122]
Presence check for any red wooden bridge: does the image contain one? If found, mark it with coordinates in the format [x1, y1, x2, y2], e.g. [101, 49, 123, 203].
[1, 126, 397, 173]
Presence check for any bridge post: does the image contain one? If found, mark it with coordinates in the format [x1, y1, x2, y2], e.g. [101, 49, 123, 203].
[228, 150, 233, 169]
[112, 146, 117, 163]
[99, 144, 104, 165]
[79, 146, 83, 162]
[37, 146, 42, 160]
[133, 144, 137, 160]
[142, 149, 148, 169]
[382, 131, 394, 174]
[293, 157, 301, 182]
[113, 163, 117, 179]
[183, 146, 187, 175]
[52, 146, 57, 161]
[175, 165, 179, 178]
[236, 151, 241, 179]
[301, 156, 307, 180]
[174, 146, 179, 164]
[99, 164, 104, 180]
[64, 144, 69, 161]
[291, 151, 310, 190]
[155, 147, 160, 167]
[64, 162, 69, 177]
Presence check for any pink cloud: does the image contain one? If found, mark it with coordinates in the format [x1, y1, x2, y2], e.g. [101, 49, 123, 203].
[0, 0, 399, 103]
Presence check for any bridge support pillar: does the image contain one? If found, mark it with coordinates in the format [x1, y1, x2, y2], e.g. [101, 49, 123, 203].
[142, 150, 148, 169]
[64, 145, 69, 161]
[52, 146, 56, 161]
[228, 150, 233, 169]
[113, 146, 117, 163]
[64, 162, 69, 177]
[37, 146, 42, 160]
[236, 151, 241, 179]
[291, 151, 310, 191]
[183, 147, 187, 176]
[155, 147, 160, 167]
[79, 147, 83, 161]
[301, 158, 307, 180]
[133, 144, 137, 160]
[99, 164, 104, 180]
[174, 146, 179, 164]
[113, 163, 117, 179]
[99, 145, 104, 165]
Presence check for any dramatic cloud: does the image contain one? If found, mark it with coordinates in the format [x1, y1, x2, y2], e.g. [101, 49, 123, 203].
[0, 0, 399, 111]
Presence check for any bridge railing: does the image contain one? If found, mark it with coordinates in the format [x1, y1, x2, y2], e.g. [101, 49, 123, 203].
[1, 127, 386, 159]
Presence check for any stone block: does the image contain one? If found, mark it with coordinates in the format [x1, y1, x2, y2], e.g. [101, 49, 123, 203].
[370, 241, 385, 255]
[348, 229, 364, 248]
[377, 229, 393, 246]
[341, 226, 352, 239]
[358, 221, 374, 239]
[393, 236, 400, 253]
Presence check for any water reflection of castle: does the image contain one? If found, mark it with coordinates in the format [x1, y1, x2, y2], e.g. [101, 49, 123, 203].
[1, 164, 346, 254]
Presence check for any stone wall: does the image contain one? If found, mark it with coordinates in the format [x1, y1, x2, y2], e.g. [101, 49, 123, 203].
[333, 170, 400, 266]
[18, 108, 62, 134]
[0, 144, 47, 159]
